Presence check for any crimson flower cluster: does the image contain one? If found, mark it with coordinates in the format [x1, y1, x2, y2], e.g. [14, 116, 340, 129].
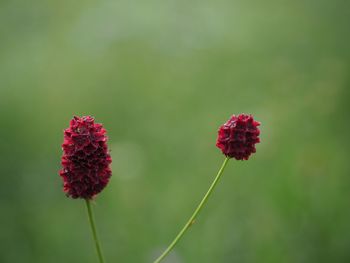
[216, 114, 260, 160]
[59, 116, 112, 199]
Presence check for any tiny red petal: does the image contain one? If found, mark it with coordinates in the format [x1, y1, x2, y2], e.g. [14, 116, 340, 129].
[216, 114, 260, 160]
[59, 116, 112, 199]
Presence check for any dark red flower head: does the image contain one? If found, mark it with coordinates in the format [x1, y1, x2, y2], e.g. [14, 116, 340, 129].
[59, 116, 112, 199]
[216, 114, 260, 160]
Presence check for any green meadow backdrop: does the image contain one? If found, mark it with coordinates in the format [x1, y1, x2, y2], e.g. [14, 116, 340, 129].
[0, 0, 349, 262]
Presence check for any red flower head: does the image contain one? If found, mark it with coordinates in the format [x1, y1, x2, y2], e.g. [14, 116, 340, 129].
[216, 114, 260, 160]
[59, 116, 112, 199]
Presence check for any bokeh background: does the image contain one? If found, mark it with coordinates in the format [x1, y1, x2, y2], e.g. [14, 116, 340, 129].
[0, 0, 349, 262]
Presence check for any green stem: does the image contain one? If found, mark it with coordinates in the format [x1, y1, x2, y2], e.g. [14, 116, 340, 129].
[154, 157, 230, 263]
[85, 199, 105, 263]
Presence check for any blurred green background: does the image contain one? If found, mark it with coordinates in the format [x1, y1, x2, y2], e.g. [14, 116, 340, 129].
[0, 0, 349, 262]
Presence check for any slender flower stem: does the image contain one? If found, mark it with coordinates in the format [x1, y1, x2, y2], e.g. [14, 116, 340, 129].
[154, 157, 230, 263]
[85, 199, 105, 263]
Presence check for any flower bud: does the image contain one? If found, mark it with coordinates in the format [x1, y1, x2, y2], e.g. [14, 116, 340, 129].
[59, 116, 112, 199]
[216, 114, 260, 160]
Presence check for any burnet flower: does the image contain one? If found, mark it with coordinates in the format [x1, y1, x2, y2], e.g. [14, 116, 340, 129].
[59, 116, 112, 199]
[59, 116, 111, 263]
[154, 114, 261, 263]
[216, 114, 260, 160]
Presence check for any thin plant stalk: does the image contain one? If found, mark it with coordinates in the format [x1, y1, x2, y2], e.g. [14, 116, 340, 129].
[154, 157, 230, 263]
[85, 199, 105, 263]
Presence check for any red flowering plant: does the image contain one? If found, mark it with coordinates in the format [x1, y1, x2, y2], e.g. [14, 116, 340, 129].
[154, 114, 260, 263]
[59, 114, 260, 263]
[59, 116, 112, 263]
